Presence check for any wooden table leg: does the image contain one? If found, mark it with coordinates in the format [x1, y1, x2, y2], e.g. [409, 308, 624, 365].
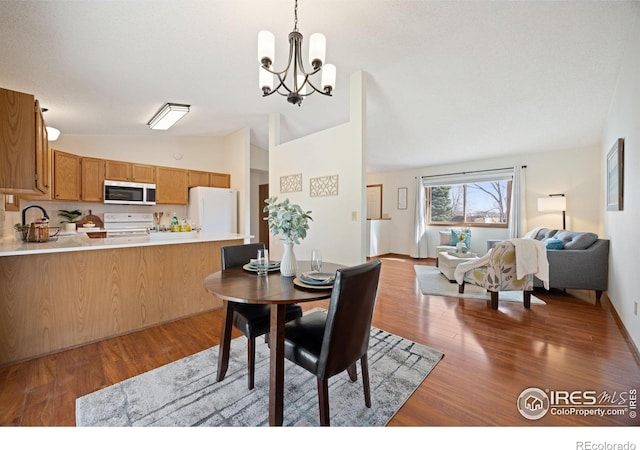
[269, 303, 286, 426]
[216, 300, 235, 382]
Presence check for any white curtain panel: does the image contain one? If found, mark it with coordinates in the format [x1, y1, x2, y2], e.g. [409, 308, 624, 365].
[410, 177, 428, 258]
[508, 165, 527, 238]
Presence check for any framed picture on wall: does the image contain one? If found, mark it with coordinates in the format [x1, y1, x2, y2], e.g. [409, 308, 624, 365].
[397, 187, 408, 210]
[606, 138, 624, 211]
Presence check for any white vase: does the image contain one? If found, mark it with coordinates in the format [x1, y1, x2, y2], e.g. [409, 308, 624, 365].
[456, 241, 464, 253]
[62, 222, 76, 232]
[280, 241, 298, 277]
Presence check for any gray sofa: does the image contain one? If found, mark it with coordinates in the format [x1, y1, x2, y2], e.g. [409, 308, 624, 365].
[530, 228, 609, 301]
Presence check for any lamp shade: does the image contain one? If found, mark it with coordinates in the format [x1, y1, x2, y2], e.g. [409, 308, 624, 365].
[258, 30, 275, 65]
[537, 196, 566, 212]
[308, 33, 326, 67]
[321, 64, 336, 91]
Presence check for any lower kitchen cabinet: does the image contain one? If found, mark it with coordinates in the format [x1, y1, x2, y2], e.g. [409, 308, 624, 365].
[0, 238, 242, 366]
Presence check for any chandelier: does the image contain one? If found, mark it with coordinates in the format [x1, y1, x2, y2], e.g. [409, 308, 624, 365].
[257, 0, 336, 106]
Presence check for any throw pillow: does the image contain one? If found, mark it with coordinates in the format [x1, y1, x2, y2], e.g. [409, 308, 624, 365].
[439, 231, 451, 245]
[450, 229, 471, 247]
[555, 231, 598, 250]
[544, 238, 563, 250]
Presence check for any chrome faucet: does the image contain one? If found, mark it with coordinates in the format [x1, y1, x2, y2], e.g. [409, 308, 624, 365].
[22, 205, 50, 226]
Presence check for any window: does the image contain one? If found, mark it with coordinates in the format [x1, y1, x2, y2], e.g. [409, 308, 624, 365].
[427, 180, 512, 227]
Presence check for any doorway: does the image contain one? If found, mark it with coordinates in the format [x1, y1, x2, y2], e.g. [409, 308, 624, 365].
[259, 184, 269, 249]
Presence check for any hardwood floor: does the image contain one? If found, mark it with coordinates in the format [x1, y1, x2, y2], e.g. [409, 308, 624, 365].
[1, 255, 638, 427]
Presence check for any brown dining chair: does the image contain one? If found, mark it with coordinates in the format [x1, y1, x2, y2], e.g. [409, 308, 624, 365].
[283, 259, 382, 425]
[220, 243, 303, 389]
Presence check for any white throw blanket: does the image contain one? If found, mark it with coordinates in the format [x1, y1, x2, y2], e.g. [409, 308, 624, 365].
[454, 251, 492, 284]
[454, 238, 550, 289]
[509, 238, 549, 290]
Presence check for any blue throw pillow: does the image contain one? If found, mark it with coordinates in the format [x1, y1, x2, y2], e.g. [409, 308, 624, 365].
[450, 229, 471, 247]
[545, 238, 563, 250]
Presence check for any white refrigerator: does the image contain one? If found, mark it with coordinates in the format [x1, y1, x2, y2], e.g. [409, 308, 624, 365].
[187, 187, 238, 233]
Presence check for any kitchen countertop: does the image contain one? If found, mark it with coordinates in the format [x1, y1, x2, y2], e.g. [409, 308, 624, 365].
[0, 231, 248, 257]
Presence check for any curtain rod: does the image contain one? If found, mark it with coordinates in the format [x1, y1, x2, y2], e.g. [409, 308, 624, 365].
[420, 165, 526, 180]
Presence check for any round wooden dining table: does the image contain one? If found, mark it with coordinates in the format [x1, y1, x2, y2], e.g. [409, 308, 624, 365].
[203, 261, 344, 426]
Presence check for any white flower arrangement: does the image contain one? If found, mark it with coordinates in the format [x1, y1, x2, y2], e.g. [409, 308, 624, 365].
[263, 197, 313, 245]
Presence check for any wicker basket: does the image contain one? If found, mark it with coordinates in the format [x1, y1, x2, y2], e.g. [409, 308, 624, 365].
[17, 226, 61, 243]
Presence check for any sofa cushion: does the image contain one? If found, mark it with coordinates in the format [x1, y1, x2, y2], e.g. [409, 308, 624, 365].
[534, 228, 559, 240]
[554, 230, 599, 250]
[544, 238, 564, 250]
[439, 231, 451, 245]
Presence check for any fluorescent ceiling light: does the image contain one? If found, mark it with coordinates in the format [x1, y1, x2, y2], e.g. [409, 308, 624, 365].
[46, 126, 60, 141]
[147, 103, 190, 130]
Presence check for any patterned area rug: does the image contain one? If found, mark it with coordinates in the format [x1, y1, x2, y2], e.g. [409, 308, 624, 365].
[414, 265, 545, 304]
[76, 321, 444, 427]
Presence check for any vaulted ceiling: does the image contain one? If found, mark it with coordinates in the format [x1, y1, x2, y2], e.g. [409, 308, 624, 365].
[1, 0, 637, 172]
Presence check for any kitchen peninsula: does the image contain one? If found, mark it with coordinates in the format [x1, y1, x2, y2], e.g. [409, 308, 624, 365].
[0, 232, 245, 366]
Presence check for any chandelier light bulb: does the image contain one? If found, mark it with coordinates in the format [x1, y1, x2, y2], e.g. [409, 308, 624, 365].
[258, 30, 275, 67]
[321, 64, 336, 93]
[308, 33, 326, 68]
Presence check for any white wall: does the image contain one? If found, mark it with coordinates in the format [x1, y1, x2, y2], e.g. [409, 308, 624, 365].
[602, 5, 640, 351]
[268, 71, 366, 267]
[367, 145, 602, 258]
[222, 129, 251, 237]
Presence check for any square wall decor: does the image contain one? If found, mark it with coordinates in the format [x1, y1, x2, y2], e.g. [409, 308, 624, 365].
[310, 175, 339, 197]
[280, 173, 302, 193]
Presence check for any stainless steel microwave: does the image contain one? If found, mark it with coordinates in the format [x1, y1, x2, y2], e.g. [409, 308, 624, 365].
[104, 180, 156, 205]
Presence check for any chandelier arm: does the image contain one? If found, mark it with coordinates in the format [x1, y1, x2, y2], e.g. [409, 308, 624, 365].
[305, 79, 333, 96]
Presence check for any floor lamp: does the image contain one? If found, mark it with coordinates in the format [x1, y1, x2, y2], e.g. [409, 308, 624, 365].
[537, 194, 566, 229]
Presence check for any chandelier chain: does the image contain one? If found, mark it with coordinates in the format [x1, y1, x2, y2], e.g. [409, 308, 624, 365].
[294, 0, 298, 32]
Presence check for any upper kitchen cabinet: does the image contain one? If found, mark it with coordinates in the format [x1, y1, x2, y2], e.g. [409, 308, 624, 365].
[0, 87, 48, 195]
[156, 166, 188, 204]
[34, 100, 52, 195]
[210, 172, 230, 188]
[105, 160, 155, 183]
[53, 150, 80, 201]
[187, 169, 231, 188]
[80, 157, 105, 202]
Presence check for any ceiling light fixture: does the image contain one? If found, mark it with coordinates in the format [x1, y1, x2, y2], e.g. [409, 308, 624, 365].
[537, 193, 567, 229]
[147, 103, 190, 130]
[257, 0, 336, 106]
[40, 108, 61, 141]
[46, 126, 60, 141]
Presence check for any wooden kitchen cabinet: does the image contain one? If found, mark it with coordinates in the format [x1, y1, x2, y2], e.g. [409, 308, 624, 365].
[34, 100, 51, 195]
[187, 169, 210, 187]
[210, 172, 230, 188]
[187, 169, 231, 188]
[80, 157, 105, 202]
[156, 166, 188, 204]
[131, 163, 155, 182]
[53, 150, 80, 201]
[105, 160, 155, 183]
[0, 87, 48, 195]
